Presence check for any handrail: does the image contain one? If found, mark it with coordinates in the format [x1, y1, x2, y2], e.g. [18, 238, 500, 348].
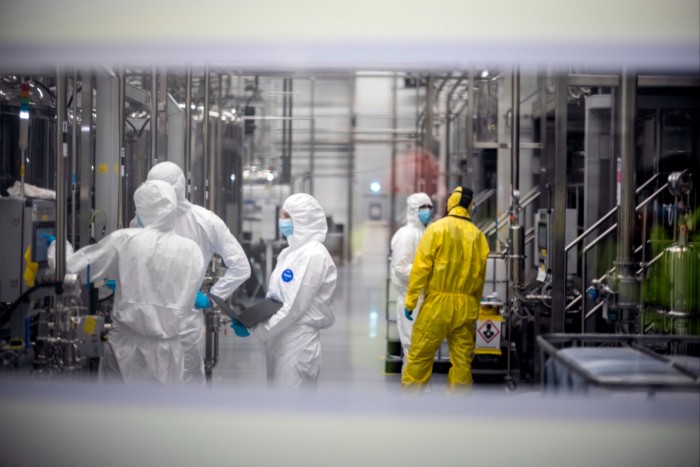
[482, 185, 542, 237]
[566, 207, 618, 252]
[565, 172, 663, 253]
[636, 250, 665, 276]
[473, 188, 496, 208]
[575, 178, 672, 256]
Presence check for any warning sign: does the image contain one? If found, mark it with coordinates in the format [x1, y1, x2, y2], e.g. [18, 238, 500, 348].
[475, 315, 503, 355]
[478, 320, 500, 343]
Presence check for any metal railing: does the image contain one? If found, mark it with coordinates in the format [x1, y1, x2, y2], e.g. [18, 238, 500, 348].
[481, 185, 542, 238]
[565, 172, 676, 328]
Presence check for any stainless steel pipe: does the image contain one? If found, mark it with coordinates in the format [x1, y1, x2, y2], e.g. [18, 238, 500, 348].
[55, 68, 67, 283]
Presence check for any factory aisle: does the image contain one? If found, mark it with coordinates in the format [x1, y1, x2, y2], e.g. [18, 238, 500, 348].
[214, 253, 398, 389]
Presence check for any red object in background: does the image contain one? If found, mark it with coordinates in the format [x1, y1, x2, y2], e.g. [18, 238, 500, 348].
[393, 148, 439, 197]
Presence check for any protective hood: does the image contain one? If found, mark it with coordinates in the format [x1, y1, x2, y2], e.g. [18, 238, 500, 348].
[406, 192, 432, 227]
[147, 161, 191, 216]
[282, 193, 327, 249]
[446, 186, 473, 219]
[133, 180, 178, 232]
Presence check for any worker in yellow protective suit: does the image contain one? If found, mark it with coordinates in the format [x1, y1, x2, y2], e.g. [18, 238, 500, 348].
[402, 186, 489, 390]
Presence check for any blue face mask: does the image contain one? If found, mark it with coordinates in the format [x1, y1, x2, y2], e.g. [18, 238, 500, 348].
[418, 208, 432, 225]
[136, 214, 144, 227]
[279, 218, 294, 238]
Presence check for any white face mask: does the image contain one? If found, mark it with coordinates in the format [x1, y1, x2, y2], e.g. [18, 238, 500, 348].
[468, 202, 476, 216]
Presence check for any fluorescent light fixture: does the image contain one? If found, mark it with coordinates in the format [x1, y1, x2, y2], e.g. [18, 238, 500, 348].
[370, 181, 381, 193]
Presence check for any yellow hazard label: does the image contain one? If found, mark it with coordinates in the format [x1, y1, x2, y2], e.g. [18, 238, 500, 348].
[20, 165, 25, 177]
[540, 249, 547, 257]
[83, 316, 97, 335]
[114, 164, 119, 173]
[41, 214, 48, 221]
[97, 164, 108, 174]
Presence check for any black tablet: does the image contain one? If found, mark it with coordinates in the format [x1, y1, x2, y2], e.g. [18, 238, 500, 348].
[209, 294, 283, 328]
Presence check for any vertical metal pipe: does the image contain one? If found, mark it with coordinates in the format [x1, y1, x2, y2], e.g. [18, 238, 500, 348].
[70, 71, 78, 244]
[184, 65, 192, 201]
[414, 80, 419, 192]
[150, 66, 158, 169]
[203, 64, 210, 207]
[288, 79, 294, 186]
[158, 65, 168, 163]
[616, 68, 639, 323]
[539, 69, 547, 162]
[346, 78, 356, 264]
[55, 68, 67, 282]
[511, 65, 520, 196]
[117, 66, 126, 229]
[425, 74, 435, 159]
[282, 79, 288, 182]
[445, 90, 451, 191]
[465, 68, 475, 187]
[390, 74, 398, 238]
[550, 73, 568, 332]
[79, 71, 93, 248]
[309, 77, 315, 195]
[210, 73, 222, 214]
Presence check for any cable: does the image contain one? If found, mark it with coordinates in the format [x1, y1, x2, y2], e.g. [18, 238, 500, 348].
[137, 117, 151, 139]
[66, 86, 82, 108]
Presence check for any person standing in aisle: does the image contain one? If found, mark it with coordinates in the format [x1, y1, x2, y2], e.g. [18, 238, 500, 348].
[49, 180, 205, 385]
[390, 192, 433, 370]
[144, 162, 251, 386]
[230, 193, 336, 389]
[402, 187, 489, 391]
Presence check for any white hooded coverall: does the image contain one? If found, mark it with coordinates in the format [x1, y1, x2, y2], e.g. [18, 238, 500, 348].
[250, 193, 337, 389]
[145, 162, 251, 385]
[50, 180, 205, 385]
[390, 192, 431, 364]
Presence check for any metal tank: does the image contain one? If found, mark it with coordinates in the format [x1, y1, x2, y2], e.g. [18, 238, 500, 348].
[663, 243, 700, 318]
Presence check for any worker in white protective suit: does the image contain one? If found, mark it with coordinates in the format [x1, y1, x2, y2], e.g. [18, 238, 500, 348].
[390, 192, 433, 369]
[230, 193, 336, 389]
[48, 180, 205, 385]
[143, 162, 251, 386]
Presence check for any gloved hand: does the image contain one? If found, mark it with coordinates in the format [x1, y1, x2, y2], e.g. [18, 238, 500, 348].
[41, 233, 57, 245]
[194, 291, 211, 309]
[105, 279, 117, 292]
[230, 319, 250, 337]
[404, 308, 413, 321]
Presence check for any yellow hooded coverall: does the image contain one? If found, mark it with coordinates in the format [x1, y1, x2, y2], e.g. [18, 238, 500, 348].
[402, 187, 490, 389]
